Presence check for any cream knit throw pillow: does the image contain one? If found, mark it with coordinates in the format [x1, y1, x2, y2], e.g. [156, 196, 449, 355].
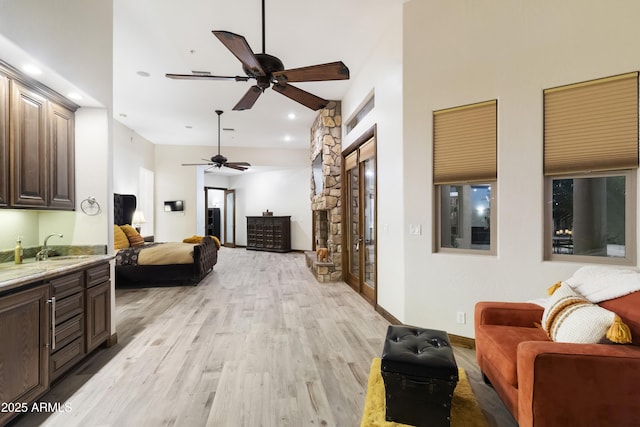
[542, 282, 632, 344]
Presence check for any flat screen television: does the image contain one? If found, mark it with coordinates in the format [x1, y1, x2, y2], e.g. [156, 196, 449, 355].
[164, 200, 184, 212]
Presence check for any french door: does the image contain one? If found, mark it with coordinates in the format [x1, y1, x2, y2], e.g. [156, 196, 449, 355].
[344, 137, 376, 304]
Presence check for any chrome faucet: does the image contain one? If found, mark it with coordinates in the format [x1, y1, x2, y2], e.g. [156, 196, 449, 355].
[36, 233, 64, 261]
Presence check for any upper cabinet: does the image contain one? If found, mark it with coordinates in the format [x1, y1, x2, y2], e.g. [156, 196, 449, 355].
[0, 59, 78, 210]
[48, 101, 75, 210]
[10, 80, 48, 207]
[0, 74, 8, 207]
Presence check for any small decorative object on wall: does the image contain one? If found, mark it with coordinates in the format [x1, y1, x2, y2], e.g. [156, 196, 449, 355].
[164, 200, 184, 212]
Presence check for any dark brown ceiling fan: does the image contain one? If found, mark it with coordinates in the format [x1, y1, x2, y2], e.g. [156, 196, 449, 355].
[166, 0, 349, 111]
[182, 110, 251, 171]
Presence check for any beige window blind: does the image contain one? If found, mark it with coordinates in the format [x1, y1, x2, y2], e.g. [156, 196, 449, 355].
[433, 100, 497, 185]
[544, 72, 639, 176]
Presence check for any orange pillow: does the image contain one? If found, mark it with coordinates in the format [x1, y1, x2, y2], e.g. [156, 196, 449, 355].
[114, 224, 130, 249]
[120, 224, 145, 247]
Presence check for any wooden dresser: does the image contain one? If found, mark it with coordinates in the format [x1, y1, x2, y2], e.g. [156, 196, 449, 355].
[246, 216, 291, 252]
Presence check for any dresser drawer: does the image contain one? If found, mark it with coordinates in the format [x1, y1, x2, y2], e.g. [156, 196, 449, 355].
[86, 263, 110, 288]
[50, 337, 85, 381]
[54, 314, 84, 350]
[55, 291, 84, 324]
[50, 271, 84, 299]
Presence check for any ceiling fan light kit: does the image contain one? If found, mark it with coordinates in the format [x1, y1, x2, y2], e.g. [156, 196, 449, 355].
[165, 0, 350, 111]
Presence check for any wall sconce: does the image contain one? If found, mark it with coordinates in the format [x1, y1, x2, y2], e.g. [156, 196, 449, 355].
[132, 210, 146, 232]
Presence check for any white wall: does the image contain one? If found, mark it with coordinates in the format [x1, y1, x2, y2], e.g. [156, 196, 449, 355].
[113, 120, 155, 194]
[401, 0, 640, 337]
[229, 167, 312, 250]
[113, 120, 156, 235]
[342, 4, 405, 320]
[153, 144, 311, 244]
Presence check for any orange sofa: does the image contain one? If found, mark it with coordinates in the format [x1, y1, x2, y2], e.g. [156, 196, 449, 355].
[475, 290, 640, 427]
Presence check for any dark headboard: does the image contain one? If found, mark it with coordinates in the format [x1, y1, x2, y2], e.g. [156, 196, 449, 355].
[114, 193, 137, 225]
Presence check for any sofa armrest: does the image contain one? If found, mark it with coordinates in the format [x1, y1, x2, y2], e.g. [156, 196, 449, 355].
[475, 301, 544, 328]
[517, 341, 640, 427]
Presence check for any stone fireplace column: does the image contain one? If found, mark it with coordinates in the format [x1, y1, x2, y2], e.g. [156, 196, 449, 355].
[308, 101, 342, 282]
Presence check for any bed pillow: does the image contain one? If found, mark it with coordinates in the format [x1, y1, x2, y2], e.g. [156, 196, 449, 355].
[114, 224, 130, 250]
[120, 224, 145, 247]
[542, 282, 631, 344]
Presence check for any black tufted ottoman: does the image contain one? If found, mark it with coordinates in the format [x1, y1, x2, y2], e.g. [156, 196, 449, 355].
[381, 325, 459, 427]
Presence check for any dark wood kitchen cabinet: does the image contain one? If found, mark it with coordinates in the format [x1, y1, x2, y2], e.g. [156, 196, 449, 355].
[10, 80, 48, 207]
[0, 73, 8, 207]
[49, 271, 85, 382]
[48, 101, 75, 210]
[85, 263, 111, 353]
[0, 59, 77, 211]
[0, 259, 112, 425]
[0, 283, 51, 427]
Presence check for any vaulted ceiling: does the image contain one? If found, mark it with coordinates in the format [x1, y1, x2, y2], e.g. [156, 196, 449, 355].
[113, 0, 406, 151]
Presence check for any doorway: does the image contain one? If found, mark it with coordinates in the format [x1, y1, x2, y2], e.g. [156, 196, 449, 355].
[344, 134, 377, 304]
[204, 187, 236, 247]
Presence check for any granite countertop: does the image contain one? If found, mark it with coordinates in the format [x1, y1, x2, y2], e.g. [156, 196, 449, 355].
[0, 254, 114, 294]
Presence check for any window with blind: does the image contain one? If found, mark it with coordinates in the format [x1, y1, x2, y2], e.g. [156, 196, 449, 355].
[543, 72, 638, 264]
[434, 100, 497, 253]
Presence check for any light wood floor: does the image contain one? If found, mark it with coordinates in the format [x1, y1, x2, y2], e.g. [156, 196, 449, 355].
[11, 248, 517, 427]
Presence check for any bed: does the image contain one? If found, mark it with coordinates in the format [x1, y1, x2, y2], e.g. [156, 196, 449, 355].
[114, 193, 218, 287]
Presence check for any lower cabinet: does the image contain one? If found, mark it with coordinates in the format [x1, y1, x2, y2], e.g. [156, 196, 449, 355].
[0, 284, 50, 427]
[0, 260, 111, 425]
[49, 271, 85, 382]
[86, 263, 111, 353]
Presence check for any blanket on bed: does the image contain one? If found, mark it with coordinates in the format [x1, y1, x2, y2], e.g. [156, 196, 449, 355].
[116, 242, 196, 266]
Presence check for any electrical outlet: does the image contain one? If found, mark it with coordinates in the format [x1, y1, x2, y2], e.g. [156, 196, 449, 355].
[456, 311, 466, 324]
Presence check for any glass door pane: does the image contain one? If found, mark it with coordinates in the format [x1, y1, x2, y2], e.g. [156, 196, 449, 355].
[363, 157, 376, 290]
[348, 167, 360, 278]
[224, 190, 236, 247]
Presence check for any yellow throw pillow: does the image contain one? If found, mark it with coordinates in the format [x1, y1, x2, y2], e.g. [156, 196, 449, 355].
[114, 224, 130, 250]
[120, 224, 145, 247]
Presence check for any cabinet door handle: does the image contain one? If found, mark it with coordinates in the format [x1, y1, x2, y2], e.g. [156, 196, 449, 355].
[48, 296, 56, 350]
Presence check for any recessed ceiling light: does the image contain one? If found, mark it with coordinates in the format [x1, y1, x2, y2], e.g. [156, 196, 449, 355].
[23, 65, 42, 75]
[136, 71, 150, 77]
[284, 135, 292, 142]
[288, 113, 296, 120]
[67, 92, 82, 101]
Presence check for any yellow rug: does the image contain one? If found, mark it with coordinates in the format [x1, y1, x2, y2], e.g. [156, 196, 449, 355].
[360, 358, 488, 427]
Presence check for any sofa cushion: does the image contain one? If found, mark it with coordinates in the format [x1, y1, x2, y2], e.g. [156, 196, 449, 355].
[476, 324, 549, 386]
[542, 282, 632, 344]
[600, 291, 640, 346]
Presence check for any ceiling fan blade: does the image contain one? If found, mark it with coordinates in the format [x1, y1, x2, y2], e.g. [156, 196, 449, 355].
[166, 73, 250, 81]
[272, 83, 328, 110]
[224, 163, 249, 171]
[272, 61, 350, 83]
[226, 161, 251, 167]
[213, 30, 266, 76]
[182, 163, 213, 166]
[233, 86, 263, 111]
